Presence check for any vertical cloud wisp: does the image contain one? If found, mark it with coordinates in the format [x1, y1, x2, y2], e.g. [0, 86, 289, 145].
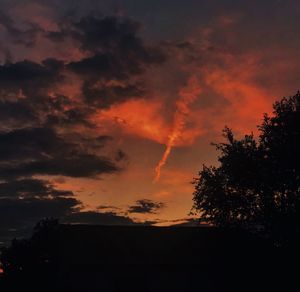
[154, 76, 202, 182]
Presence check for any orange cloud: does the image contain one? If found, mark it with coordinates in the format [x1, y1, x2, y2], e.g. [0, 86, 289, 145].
[97, 98, 170, 144]
[202, 54, 274, 135]
[96, 93, 206, 146]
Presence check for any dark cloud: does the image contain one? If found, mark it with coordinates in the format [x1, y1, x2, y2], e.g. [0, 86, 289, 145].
[97, 204, 121, 211]
[0, 155, 118, 179]
[0, 197, 79, 224]
[67, 53, 124, 77]
[0, 195, 157, 245]
[50, 15, 165, 62]
[0, 59, 63, 96]
[0, 57, 93, 129]
[67, 48, 163, 78]
[0, 185, 155, 245]
[0, 196, 80, 243]
[0, 15, 166, 128]
[64, 211, 138, 225]
[0, 187, 158, 245]
[0, 127, 120, 179]
[0, 93, 91, 132]
[0, 178, 73, 198]
[72, 16, 142, 53]
[128, 199, 165, 214]
[0, 9, 169, 246]
[169, 218, 201, 227]
[80, 78, 145, 108]
[0, 99, 38, 129]
[62, 15, 165, 108]
[0, 127, 66, 161]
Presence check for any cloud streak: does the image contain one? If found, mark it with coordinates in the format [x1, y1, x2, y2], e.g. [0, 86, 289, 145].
[154, 76, 202, 182]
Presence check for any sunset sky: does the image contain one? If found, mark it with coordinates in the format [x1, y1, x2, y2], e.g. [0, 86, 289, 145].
[1, 0, 300, 242]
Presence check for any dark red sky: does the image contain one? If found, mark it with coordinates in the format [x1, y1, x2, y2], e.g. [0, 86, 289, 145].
[1, 0, 300, 240]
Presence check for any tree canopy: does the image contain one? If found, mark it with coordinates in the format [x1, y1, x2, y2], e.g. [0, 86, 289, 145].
[192, 92, 300, 245]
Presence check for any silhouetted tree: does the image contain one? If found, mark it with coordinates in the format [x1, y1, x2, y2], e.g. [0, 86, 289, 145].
[192, 92, 300, 245]
[0, 218, 60, 291]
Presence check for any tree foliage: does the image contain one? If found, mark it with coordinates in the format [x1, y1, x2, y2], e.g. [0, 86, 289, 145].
[0, 218, 59, 276]
[192, 92, 300, 244]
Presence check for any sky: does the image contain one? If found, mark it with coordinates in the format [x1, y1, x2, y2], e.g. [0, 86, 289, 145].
[1, 0, 300, 242]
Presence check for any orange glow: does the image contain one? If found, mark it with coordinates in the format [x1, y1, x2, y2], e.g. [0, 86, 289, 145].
[97, 99, 171, 144]
[154, 76, 202, 182]
[203, 54, 274, 135]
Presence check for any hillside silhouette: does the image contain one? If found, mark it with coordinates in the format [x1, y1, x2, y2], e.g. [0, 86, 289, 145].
[0, 220, 299, 292]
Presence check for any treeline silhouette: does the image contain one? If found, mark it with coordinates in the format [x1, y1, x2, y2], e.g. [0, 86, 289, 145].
[1, 93, 300, 291]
